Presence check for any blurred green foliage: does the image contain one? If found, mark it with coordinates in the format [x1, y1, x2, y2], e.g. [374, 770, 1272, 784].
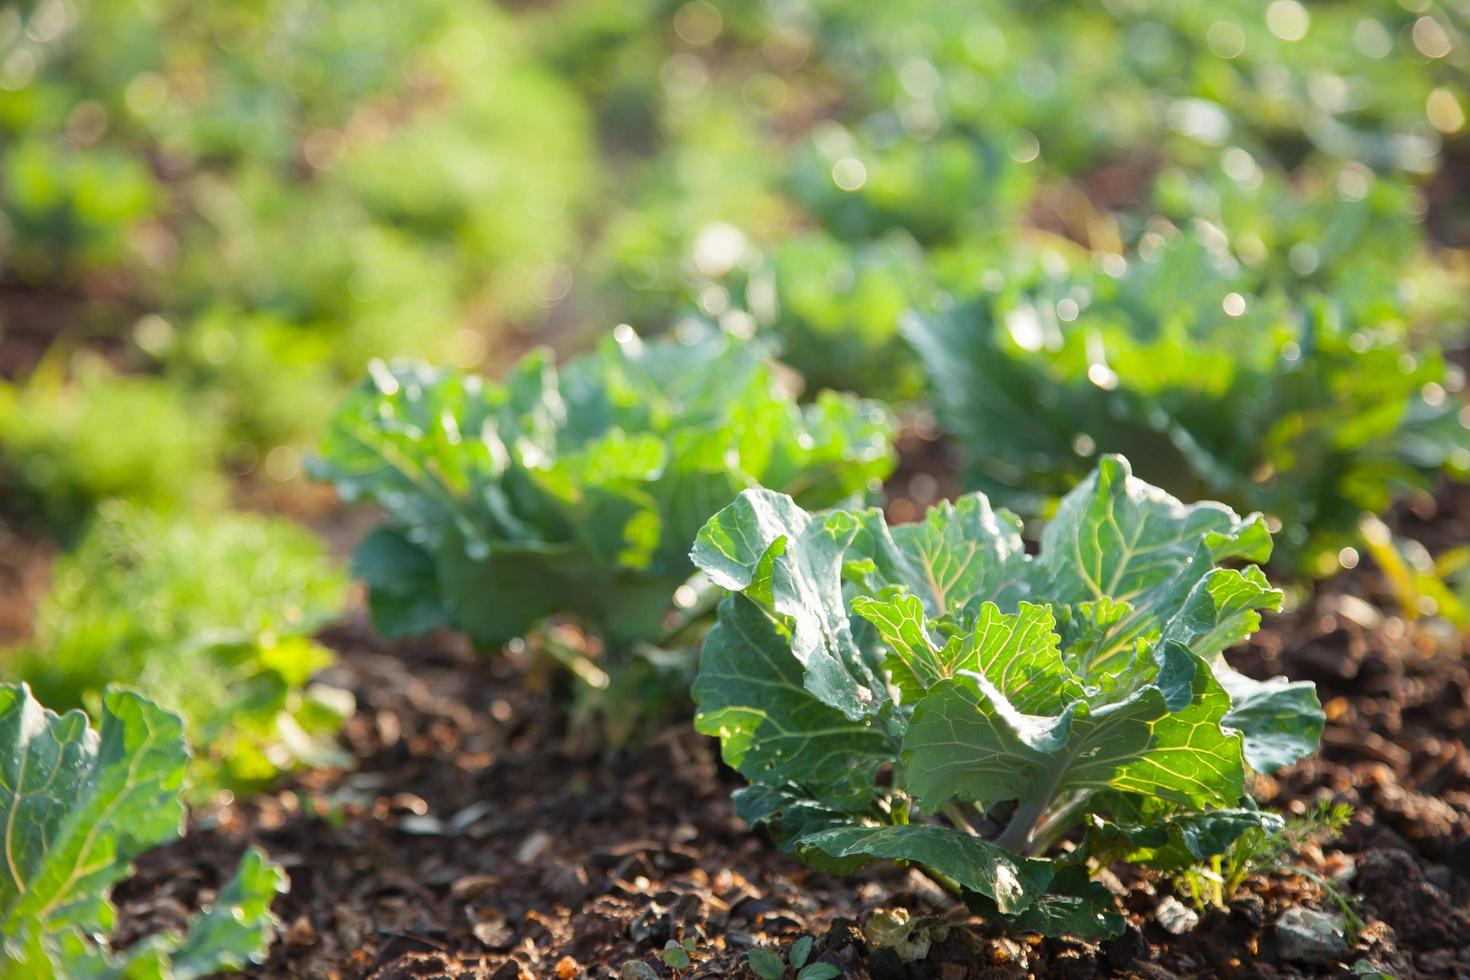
[1, 0, 595, 477]
[6, 502, 350, 800]
[0, 355, 224, 535]
[522, 0, 1469, 427]
[907, 229, 1470, 573]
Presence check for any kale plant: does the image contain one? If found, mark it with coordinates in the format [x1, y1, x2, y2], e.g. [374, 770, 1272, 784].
[0, 683, 286, 976]
[690, 456, 1322, 937]
[313, 327, 894, 650]
[906, 233, 1470, 574]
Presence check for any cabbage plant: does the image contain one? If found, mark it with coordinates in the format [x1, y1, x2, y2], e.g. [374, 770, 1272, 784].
[907, 234, 1470, 574]
[313, 328, 895, 650]
[690, 456, 1321, 936]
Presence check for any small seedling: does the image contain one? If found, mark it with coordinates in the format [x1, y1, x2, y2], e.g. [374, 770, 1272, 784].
[660, 937, 699, 972]
[746, 935, 841, 980]
[1174, 800, 1364, 940]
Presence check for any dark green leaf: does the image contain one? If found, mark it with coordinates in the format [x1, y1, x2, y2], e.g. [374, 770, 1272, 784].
[789, 935, 812, 968]
[747, 947, 787, 980]
[797, 825, 1052, 914]
[798, 964, 843, 980]
[998, 866, 1125, 940]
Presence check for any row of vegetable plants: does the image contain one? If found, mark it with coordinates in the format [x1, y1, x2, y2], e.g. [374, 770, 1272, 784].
[8, 298, 1465, 968]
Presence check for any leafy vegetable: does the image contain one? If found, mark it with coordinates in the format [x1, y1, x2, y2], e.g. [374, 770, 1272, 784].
[691, 455, 1321, 937]
[7, 503, 349, 800]
[0, 683, 286, 976]
[313, 327, 894, 649]
[907, 231, 1470, 574]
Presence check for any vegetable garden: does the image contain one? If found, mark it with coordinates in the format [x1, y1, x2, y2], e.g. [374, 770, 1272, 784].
[2, 0, 1468, 976]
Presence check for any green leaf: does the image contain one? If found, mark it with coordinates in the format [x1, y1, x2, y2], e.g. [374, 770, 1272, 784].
[798, 964, 843, 980]
[903, 657, 1243, 816]
[1038, 456, 1271, 680]
[692, 486, 1034, 721]
[165, 847, 288, 979]
[0, 685, 188, 945]
[797, 825, 1051, 914]
[789, 935, 813, 968]
[733, 785, 878, 875]
[1086, 802, 1286, 871]
[1162, 567, 1283, 662]
[692, 456, 1312, 940]
[858, 493, 1032, 615]
[996, 866, 1124, 940]
[660, 939, 691, 969]
[854, 596, 1079, 713]
[0, 684, 286, 976]
[746, 947, 787, 980]
[907, 234, 1470, 574]
[694, 597, 895, 808]
[350, 527, 451, 639]
[1216, 664, 1324, 773]
[693, 491, 890, 720]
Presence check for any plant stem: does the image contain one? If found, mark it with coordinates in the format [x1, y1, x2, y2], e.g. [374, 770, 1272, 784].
[916, 864, 964, 899]
[994, 795, 1049, 854]
[1026, 790, 1094, 856]
[539, 634, 610, 689]
[941, 801, 982, 836]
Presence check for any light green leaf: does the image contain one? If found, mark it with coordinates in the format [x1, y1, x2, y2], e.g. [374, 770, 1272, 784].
[1162, 567, 1283, 661]
[854, 596, 1081, 715]
[0, 685, 187, 945]
[1038, 456, 1271, 678]
[694, 597, 896, 807]
[692, 486, 1035, 720]
[903, 657, 1243, 815]
[857, 493, 1031, 615]
[692, 491, 889, 719]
